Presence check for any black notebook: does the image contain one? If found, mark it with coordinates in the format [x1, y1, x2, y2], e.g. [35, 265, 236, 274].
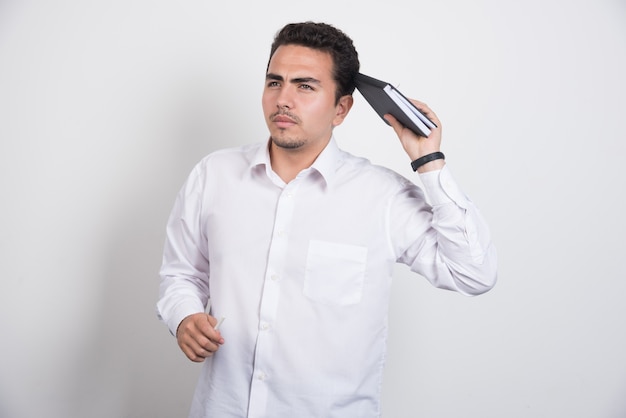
[355, 73, 436, 137]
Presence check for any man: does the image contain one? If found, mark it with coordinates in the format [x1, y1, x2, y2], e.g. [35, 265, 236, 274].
[158, 22, 497, 418]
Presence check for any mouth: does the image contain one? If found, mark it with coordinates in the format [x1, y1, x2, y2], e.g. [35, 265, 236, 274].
[271, 112, 298, 128]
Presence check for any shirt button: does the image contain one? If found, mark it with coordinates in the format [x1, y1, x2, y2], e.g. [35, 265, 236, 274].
[277, 229, 285, 237]
[258, 372, 267, 381]
[261, 322, 270, 331]
[271, 274, 278, 281]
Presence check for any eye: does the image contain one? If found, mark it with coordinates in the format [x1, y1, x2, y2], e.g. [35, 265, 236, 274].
[299, 83, 314, 91]
[266, 81, 280, 88]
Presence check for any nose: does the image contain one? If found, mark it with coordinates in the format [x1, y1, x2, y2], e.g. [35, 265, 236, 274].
[276, 86, 294, 110]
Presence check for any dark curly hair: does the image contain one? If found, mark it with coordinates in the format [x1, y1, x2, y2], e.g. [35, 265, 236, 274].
[267, 22, 360, 104]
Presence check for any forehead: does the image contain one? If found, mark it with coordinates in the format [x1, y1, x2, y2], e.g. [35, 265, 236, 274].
[267, 44, 334, 79]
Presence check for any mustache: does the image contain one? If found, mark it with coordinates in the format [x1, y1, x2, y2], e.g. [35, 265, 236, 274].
[270, 109, 300, 123]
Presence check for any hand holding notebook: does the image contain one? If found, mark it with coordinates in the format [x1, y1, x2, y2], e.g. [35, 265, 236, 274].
[354, 73, 437, 138]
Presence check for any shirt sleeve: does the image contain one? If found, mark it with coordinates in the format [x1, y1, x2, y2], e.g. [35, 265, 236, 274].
[156, 164, 211, 336]
[392, 165, 497, 295]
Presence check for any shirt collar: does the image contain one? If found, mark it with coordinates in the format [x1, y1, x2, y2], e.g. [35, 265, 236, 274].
[249, 136, 343, 187]
[250, 140, 270, 169]
[309, 136, 342, 186]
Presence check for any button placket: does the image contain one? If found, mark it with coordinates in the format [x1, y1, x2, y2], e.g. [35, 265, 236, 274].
[247, 183, 299, 417]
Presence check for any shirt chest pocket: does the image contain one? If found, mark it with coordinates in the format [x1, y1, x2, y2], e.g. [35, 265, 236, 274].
[303, 240, 368, 306]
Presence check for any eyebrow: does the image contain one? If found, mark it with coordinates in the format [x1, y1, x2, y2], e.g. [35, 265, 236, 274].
[266, 73, 322, 86]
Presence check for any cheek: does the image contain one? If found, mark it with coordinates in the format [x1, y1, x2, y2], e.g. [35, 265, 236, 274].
[307, 99, 336, 119]
[261, 95, 274, 117]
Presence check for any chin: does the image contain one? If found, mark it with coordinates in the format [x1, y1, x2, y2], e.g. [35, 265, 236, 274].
[271, 135, 306, 150]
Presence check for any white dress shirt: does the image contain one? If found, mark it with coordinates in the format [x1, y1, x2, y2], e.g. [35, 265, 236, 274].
[157, 137, 497, 418]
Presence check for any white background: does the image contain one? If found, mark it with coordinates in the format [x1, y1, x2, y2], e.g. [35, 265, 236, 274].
[1, 1, 625, 417]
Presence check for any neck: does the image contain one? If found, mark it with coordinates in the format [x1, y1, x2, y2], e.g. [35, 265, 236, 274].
[269, 138, 329, 183]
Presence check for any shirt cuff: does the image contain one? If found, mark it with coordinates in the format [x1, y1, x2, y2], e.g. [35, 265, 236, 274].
[419, 165, 469, 208]
[158, 298, 206, 337]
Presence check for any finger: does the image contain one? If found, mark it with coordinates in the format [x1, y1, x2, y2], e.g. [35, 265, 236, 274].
[181, 314, 221, 343]
[177, 330, 213, 359]
[183, 346, 206, 363]
[179, 339, 207, 362]
[408, 99, 441, 126]
[383, 114, 408, 138]
[180, 324, 220, 350]
[197, 334, 221, 352]
[205, 313, 218, 328]
[202, 314, 225, 344]
[181, 336, 219, 362]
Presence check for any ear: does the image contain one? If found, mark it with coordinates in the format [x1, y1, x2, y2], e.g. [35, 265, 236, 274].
[332, 95, 354, 127]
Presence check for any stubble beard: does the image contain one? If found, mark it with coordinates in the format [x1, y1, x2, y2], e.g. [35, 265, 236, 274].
[271, 131, 307, 150]
[269, 109, 307, 150]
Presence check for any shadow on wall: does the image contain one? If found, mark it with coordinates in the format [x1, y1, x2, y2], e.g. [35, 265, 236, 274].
[66, 80, 241, 418]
